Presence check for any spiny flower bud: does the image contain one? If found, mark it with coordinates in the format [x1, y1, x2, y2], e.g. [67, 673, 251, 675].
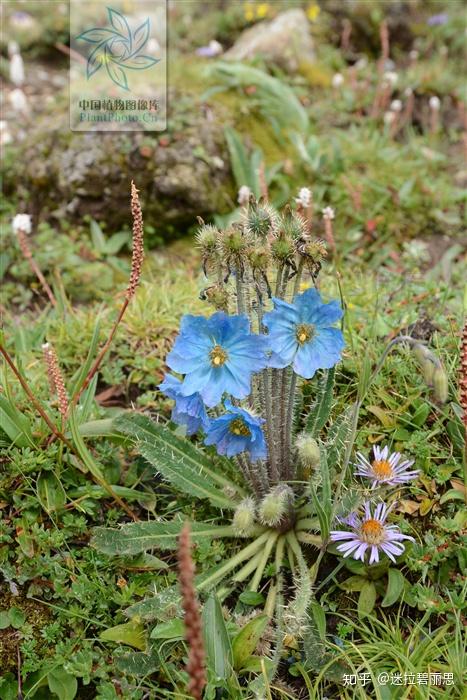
[201, 284, 229, 311]
[296, 434, 320, 470]
[244, 202, 279, 238]
[232, 497, 256, 536]
[433, 365, 448, 403]
[258, 484, 294, 528]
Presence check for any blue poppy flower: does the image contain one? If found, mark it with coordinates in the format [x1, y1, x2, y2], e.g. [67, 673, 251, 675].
[166, 312, 269, 408]
[204, 400, 267, 461]
[262, 288, 344, 379]
[159, 374, 210, 435]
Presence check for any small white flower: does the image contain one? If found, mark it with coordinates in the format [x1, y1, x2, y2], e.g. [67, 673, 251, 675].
[295, 187, 312, 208]
[429, 95, 441, 110]
[9, 53, 25, 86]
[383, 71, 398, 86]
[383, 110, 396, 125]
[9, 88, 29, 115]
[409, 49, 419, 61]
[237, 185, 252, 206]
[332, 72, 344, 88]
[404, 86, 413, 97]
[12, 213, 32, 234]
[390, 99, 402, 112]
[322, 206, 335, 220]
[355, 57, 368, 71]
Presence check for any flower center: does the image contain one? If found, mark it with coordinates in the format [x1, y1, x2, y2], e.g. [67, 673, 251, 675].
[371, 459, 394, 479]
[359, 519, 385, 545]
[210, 345, 228, 367]
[229, 418, 251, 437]
[295, 323, 315, 345]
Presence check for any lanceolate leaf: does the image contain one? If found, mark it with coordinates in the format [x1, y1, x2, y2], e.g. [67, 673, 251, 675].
[114, 413, 241, 508]
[382, 568, 405, 607]
[91, 521, 236, 556]
[306, 368, 335, 437]
[202, 593, 233, 680]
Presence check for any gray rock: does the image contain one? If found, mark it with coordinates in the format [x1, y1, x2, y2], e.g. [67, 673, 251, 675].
[225, 9, 314, 72]
[3, 98, 234, 241]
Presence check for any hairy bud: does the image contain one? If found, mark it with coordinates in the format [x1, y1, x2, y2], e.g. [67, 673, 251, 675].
[433, 365, 448, 403]
[258, 484, 294, 528]
[219, 225, 249, 260]
[232, 497, 256, 536]
[271, 233, 295, 264]
[247, 244, 271, 271]
[296, 434, 320, 470]
[413, 343, 436, 386]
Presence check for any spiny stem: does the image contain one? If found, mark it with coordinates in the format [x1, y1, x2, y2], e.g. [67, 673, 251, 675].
[284, 372, 298, 479]
[235, 267, 245, 315]
[264, 534, 285, 618]
[232, 549, 265, 583]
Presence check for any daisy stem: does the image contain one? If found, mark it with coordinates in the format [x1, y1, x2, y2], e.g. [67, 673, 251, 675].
[248, 531, 279, 591]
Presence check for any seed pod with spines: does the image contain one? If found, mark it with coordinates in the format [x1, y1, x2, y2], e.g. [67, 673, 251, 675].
[218, 223, 250, 264]
[201, 284, 229, 312]
[247, 243, 271, 273]
[196, 223, 220, 274]
[232, 497, 257, 537]
[280, 209, 308, 242]
[244, 201, 279, 239]
[270, 231, 295, 266]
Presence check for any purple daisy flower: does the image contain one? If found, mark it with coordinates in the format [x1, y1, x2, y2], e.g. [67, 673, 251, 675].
[330, 501, 414, 564]
[355, 445, 419, 488]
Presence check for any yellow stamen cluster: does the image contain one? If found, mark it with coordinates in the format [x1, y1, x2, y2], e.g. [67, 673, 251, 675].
[210, 345, 228, 367]
[371, 459, 394, 479]
[359, 519, 385, 544]
[229, 418, 251, 437]
[295, 323, 315, 345]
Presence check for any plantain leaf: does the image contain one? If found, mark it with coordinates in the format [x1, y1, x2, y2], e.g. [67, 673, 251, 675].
[202, 593, 233, 680]
[0, 395, 35, 448]
[37, 472, 66, 513]
[100, 619, 146, 650]
[114, 413, 239, 508]
[232, 614, 268, 671]
[381, 569, 405, 607]
[358, 581, 377, 617]
[92, 521, 236, 556]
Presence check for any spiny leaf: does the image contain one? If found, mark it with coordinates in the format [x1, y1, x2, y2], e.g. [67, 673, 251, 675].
[91, 521, 236, 556]
[306, 368, 336, 437]
[114, 412, 240, 508]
